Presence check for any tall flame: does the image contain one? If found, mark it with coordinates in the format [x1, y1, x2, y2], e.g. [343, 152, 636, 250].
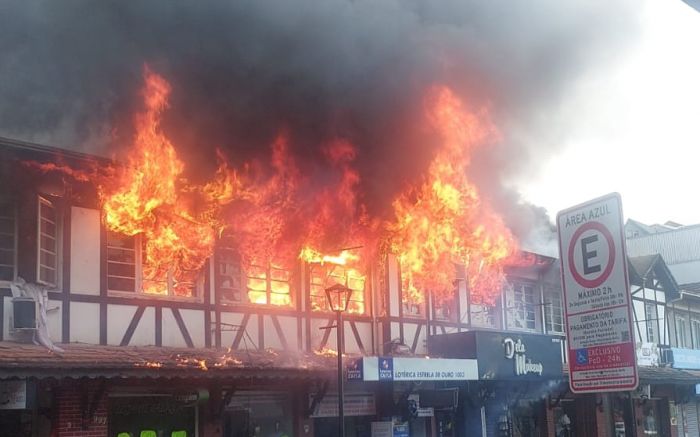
[25, 68, 518, 306]
[387, 86, 516, 305]
[100, 66, 238, 295]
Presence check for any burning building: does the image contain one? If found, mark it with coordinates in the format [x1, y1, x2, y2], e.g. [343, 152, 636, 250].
[0, 1, 651, 435]
[0, 66, 573, 437]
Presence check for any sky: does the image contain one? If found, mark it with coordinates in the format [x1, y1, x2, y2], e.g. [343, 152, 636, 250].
[518, 0, 700, 227]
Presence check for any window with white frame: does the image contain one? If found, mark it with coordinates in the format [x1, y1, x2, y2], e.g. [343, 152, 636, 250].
[645, 303, 657, 343]
[544, 286, 564, 334]
[692, 319, 700, 349]
[470, 301, 496, 328]
[676, 316, 688, 348]
[37, 195, 60, 287]
[106, 231, 138, 292]
[511, 282, 536, 330]
[106, 231, 201, 297]
[0, 198, 16, 282]
[245, 261, 292, 306]
[215, 245, 293, 307]
[216, 245, 244, 303]
[309, 263, 366, 314]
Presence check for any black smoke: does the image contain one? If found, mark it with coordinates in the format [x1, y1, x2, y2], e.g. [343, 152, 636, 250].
[0, 0, 641, 244]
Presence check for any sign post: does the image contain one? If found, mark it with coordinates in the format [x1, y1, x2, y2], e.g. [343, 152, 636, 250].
[557, 193, 638, 393]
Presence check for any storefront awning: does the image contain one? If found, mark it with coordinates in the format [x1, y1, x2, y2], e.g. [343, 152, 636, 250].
[0, 341, 336, 380]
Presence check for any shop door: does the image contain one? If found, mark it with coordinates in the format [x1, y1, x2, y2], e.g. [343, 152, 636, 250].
[684, 403, 699, 437]
[223, 410, 253, 437]
[109, 396, 196, 437]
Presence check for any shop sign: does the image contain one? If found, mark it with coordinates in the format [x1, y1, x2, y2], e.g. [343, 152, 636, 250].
[0, 380, 26, 409]
[557, 193, 638, 393]
[311, 393, 376, 417]
[671, 348, 700, 370]
[347, 357, 363, 380]
[636, 343, 659, 367]
[504, 337, 544, 376]
[348, 357, 478, 381]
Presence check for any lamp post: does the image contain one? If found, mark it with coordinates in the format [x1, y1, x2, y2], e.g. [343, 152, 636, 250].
[325, 283, 353, 437]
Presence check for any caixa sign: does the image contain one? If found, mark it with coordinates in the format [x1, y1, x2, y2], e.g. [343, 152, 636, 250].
[503, 337, 544, 376]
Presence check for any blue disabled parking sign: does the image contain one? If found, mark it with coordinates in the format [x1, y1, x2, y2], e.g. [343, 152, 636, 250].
[576, 349, 589, 365]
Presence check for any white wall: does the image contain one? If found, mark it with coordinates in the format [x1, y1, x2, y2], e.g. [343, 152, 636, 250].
[69, 207, 100, 295]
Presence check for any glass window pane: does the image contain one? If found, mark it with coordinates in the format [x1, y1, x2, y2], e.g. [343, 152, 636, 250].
[0, 265, 13, 281]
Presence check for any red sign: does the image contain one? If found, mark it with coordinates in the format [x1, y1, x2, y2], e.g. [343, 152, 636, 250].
[557, 193, 638, 393]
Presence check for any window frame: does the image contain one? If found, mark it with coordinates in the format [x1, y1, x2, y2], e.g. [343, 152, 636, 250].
[245, 261, 294, 307]
[675, 316, 688, 348]
[106, 231, 202, 300]
[692, 319, 700, 349]
[544, 286, 564, 334]
[308, 262, 368, 315]
[510, 281, 537, 331]
[0, 198, 17, 284]
[644, 303, 657, 343]
[469, 301, 497, 328]
[214, 244, 294, 308]
[106, 230, 141, 294]
[36, 195, 61, 288]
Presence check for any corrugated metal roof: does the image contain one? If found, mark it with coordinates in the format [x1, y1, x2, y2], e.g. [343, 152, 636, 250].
[626, 225, 700, 265]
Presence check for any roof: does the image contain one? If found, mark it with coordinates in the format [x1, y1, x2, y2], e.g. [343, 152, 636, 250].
[627, 254, 680, 299]
[0, 342, 336, 380]
[0, 136, 110, 165]
[626, 224, 700, 265]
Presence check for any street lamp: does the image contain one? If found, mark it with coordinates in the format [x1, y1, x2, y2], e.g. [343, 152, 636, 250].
[325, 283, 353, 437]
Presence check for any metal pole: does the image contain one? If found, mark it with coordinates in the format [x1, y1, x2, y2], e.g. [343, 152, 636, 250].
[628, 392, 638, 437]
[337, 310, 345, 437]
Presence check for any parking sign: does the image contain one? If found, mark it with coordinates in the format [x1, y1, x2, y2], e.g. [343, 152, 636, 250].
[557, 193, 638, 393]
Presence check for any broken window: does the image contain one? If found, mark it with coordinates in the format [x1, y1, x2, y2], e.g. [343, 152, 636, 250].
[309, 264, 366, 314]
[106, 231, 201, 297]
[246, 262, 292, 307]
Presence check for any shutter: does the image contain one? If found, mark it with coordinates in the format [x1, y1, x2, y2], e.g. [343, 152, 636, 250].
[685, 403, 699, 437]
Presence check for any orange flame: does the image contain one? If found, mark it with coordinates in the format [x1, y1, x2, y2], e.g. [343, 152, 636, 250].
[100, 66, 238, 296]
[387, 86, 516, 305]
[25, 69, 518, 308]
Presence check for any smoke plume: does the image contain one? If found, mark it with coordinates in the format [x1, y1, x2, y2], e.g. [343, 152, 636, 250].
[0, 0, 641, 245]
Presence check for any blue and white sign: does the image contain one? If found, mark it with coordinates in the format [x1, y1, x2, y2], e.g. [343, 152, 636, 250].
[671, 348, 700, 370]
[348, 357, 478, 382]
[378, 358, 394, 381]
[347, 358, 364, 381]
